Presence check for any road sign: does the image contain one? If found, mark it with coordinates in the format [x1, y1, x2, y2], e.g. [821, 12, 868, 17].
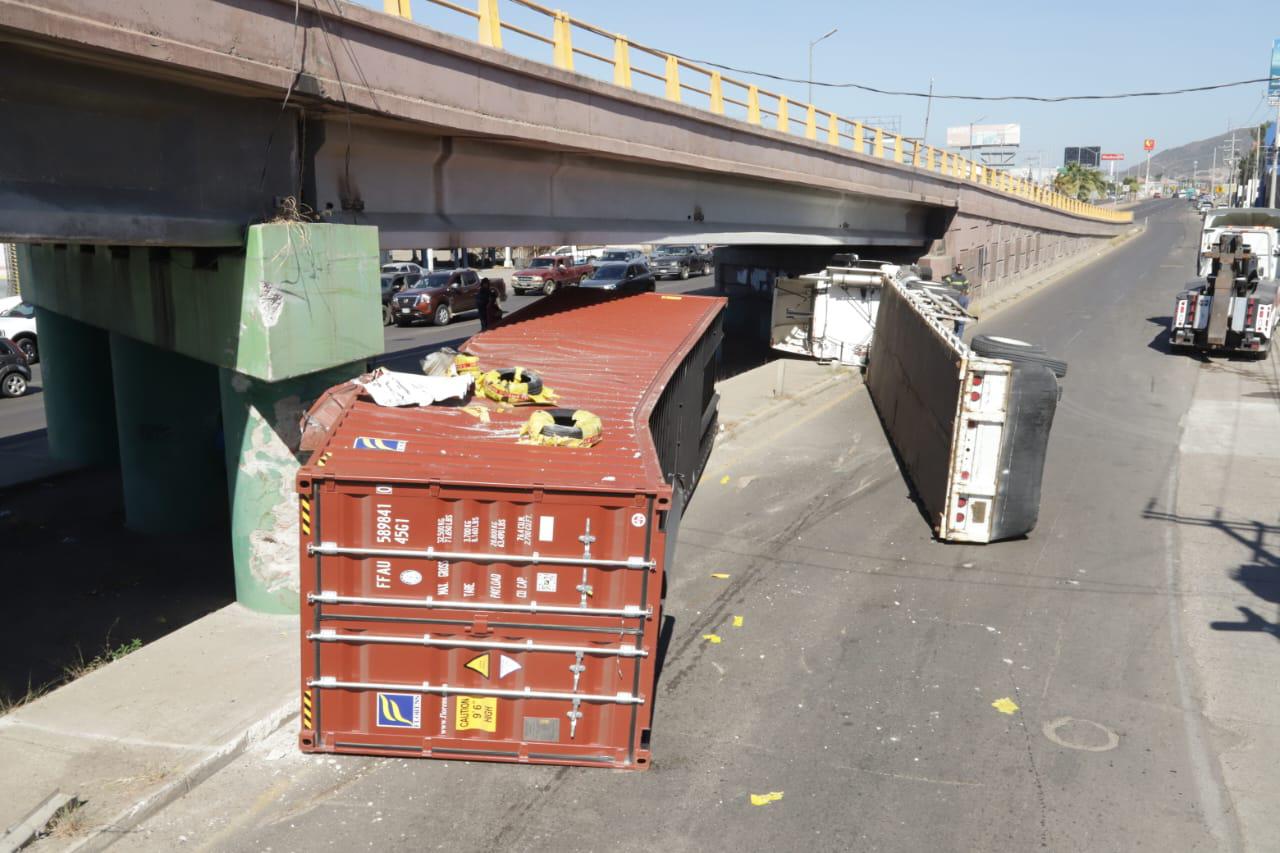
[1143, 139, 1156, 152]
[1270, 38, 1280, 104]
[1100, 153, 1125, 161]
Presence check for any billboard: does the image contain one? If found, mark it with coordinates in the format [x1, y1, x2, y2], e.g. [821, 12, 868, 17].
[1064, 146, 1101, 167]
[1100, 153, 1124, 161]
[1143, 138, 1156, 152]
[946, 123, 1022, 147]
[1270, 38, 1280, 104]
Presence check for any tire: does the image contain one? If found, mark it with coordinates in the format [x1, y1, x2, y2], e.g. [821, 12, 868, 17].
[542, 280, 557, 296]
[540, 408, 588, 439]
[382, 303, 394, 326]
[679, 266, 690, 280]
[970, 334, 1067, 378]
[14, 336, 37, 363]
[433, 303, 451, 326]
[1, 372, 26, 398]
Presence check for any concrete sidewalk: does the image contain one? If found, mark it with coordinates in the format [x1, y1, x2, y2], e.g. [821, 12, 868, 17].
[0, 354, 853, 852]
[0, 606, 296, 852]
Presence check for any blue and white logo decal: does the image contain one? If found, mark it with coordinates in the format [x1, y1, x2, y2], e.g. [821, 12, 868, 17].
[354, 436, 407, 452]
[375, 692, 422, 728]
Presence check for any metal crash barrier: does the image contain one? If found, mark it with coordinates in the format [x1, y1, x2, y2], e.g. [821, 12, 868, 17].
[866, 275, 1067, 543]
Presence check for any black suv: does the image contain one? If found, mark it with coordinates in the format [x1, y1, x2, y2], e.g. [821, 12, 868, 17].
[0, 338, 32, 398]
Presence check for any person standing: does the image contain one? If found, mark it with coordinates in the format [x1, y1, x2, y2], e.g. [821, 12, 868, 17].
[475, 278, 495, 331]
[943, 262, 972, 336]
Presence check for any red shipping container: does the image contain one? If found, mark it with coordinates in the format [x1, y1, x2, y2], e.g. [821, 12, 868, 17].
[298, 291, 724, 769]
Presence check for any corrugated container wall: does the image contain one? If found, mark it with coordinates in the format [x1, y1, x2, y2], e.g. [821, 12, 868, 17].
[297, 291, 724, 769]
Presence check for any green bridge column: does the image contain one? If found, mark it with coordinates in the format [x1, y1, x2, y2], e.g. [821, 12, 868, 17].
[110, 333, 226, 535]
[219, 363, 364, 614]
[33, 307, 118, 467]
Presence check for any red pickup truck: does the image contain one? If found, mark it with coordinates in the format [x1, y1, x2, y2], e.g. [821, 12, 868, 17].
[510, 255, 594, 295]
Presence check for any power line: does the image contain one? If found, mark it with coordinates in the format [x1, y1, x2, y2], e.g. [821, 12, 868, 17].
[664, 53, 1271, 103]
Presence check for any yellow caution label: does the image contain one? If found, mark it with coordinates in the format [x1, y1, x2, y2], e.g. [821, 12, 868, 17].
[456, 696, 498, 732]
[302, 689, 313, 729]
[465, 653, 490, 679]
[300, 498, 312, 536]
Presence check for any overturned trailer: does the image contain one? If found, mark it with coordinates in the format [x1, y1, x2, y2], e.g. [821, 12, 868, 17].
[770, 262, 896, 366]
[866, 275, 1067, 543]
[295, 290, 724, 769]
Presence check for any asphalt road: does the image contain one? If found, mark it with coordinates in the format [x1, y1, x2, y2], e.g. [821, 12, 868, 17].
[127, 199, 1275, 851]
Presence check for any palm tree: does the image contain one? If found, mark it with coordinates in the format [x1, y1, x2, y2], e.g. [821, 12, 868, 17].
[1053, 162, 1109, 201]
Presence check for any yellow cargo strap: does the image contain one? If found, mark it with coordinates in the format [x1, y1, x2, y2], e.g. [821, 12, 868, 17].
[520, 409, 603, 448]
[477, 367, 559, 406]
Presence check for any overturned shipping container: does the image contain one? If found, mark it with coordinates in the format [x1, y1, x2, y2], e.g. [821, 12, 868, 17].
[867, 276, 1066, 543]
[297, 290, 724, 769]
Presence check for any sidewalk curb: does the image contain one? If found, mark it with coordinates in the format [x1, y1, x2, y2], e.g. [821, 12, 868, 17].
[66, 702, 297, 853]
[718, 368, 863, 439]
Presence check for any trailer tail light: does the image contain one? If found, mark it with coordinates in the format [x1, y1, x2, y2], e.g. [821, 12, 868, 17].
[1174, 298, 1187, 328]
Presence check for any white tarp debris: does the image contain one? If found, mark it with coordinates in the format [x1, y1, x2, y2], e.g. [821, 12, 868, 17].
[356, 367, 472, 407]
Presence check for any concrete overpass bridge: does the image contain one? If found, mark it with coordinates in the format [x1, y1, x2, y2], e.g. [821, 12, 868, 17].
[0, 0, 1132, 611]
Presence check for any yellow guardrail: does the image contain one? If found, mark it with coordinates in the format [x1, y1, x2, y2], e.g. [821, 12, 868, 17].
[384, 0, 1132, 225]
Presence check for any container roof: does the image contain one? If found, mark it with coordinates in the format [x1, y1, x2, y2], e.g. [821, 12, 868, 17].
[305, 290, 724, 494]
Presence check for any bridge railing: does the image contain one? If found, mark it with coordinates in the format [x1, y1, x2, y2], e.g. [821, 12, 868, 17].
[381, 0, 1131, 225]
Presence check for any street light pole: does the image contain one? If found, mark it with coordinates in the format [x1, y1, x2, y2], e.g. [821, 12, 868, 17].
[807, 27, 837, 104]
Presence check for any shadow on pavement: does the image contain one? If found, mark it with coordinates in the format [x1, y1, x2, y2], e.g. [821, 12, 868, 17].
[0, 467, 235, 705]
[1142, 500, 1280, 641]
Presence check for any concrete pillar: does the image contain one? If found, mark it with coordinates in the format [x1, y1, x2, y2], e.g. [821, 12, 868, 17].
[503, 246, 512, 268]
[219, 363, 364, 613]
[34, 307, 119, 467]
[426, 251, 435, 272]
[109, 333, 225, 534]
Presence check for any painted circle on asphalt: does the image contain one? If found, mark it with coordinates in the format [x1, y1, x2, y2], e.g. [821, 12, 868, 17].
[399, 570, 423, 586]
[1042, 716, 1120, 752]
[631, 512, 647, 528]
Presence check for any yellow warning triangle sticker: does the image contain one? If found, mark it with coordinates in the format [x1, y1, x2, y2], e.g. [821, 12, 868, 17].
[465, 653, 490, 679]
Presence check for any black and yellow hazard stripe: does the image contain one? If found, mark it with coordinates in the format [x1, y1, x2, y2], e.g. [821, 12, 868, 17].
[300, 497, 313, 537]
[302, 689, 313, 729]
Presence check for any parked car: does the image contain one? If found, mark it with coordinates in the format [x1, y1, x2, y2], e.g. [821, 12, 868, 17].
[650, 244, 712, 280]
[0, 337, 32, 398]
[391, 268, 493, 326]
[380, 273, 417, 326]
[381, 262, 425, 277]
[549, 246, 600, 265]
[0, 296, 37, 363]
[510, 256, 594, 295]
[597, 248, 648, 264]
[580, 262, 656, 294]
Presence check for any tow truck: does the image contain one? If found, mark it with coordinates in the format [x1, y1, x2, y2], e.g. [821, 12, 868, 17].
[1169, 210, 1280, 357]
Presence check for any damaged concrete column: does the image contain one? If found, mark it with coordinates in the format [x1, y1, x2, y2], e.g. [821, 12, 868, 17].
[20, 225, 383, 612]
[219, 364, 362, 613]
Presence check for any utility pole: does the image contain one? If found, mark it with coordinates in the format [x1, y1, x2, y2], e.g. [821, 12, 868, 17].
[1271, 104, 1280, 209]
[1252, 124, 1263, 207]
[922, 77, 934, 146]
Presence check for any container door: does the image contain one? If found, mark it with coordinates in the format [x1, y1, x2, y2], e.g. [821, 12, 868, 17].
[300, 482, 664, 769]
[770, 277, 816, 357]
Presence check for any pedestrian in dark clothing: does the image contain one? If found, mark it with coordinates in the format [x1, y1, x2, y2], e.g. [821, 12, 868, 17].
[476, 278, 495, 331]
[942, 263, 972, 336]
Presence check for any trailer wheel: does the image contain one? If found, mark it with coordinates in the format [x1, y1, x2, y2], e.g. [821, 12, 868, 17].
[971, 334, 1067, 378]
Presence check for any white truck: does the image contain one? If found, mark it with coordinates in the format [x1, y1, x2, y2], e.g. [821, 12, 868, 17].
[1169, 209, 1280, 357]
[770, 261, 898, 366]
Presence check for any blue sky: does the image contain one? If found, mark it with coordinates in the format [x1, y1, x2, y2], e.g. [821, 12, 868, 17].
[379, 0, 1278, 167]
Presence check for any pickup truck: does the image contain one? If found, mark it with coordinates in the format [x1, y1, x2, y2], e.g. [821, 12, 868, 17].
[510, 255, 594, 295]
[650, 244, 712, 280]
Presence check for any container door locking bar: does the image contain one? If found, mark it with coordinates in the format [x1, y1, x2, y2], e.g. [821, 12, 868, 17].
[309, 591, 650, 619]
[310, 541, 653, 570]
[309, 676, 643, 706]
[307, 628, 647, 657]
